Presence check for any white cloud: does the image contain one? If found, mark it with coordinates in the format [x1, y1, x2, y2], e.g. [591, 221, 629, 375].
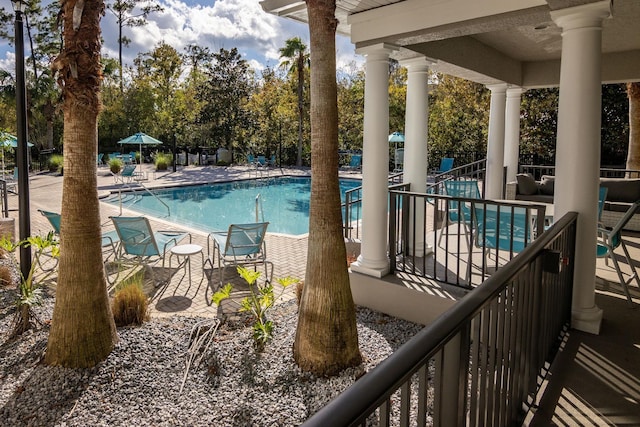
[0, 0, 361, 75]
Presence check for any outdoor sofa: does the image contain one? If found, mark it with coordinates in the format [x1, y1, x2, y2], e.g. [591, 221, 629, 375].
[506, 174, 640, 231]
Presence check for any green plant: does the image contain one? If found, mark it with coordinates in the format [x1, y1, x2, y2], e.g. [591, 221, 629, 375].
[0, 233, 59, 336]
[111, 273, 149, 326]
[109, 157, 123, 174]
[154, 152, 171, 170]
[212, 266, 298, 351]
[48, 154, 64, 173]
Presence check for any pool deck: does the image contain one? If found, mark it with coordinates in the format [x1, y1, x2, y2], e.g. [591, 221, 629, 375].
[6, 163, 361, 319]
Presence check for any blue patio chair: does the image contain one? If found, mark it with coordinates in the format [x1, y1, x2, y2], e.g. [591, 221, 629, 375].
[472, 203, 531, 254]
[256, 155, 268, 168]
[97, 153, 104, 166]
[268, 155, 277, 167]
[247, 154, 257, 166]
[597, 201, 640, 307]
[470, 202, 532, 276]
[430, 157, 454, 175]
[112, 163, 137, 184]
[598, 186, 608, 225]
[438, 180, 481, 247]
[39, 209, 121, 271]
[345, 154, 362, 171]
[110, 216, 191, 272]
[206, 222, 273, 286]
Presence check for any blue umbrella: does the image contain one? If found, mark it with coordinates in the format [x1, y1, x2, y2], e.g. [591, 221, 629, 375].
[0, 131, 33, 180]
[388, 132, 405, 143]
[117, 132, 163, 171]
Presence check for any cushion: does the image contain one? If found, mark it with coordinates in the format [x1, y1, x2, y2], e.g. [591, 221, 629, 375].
[539, 175, 555, 196]
[516, 173, 538, 195]
[599, 178, 640, 203]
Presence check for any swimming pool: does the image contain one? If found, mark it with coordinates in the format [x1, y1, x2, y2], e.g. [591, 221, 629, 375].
[105, 176, 362, 236]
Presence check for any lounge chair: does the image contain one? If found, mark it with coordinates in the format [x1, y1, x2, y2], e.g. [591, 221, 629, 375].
[596, 201, 640, 306]
[430, 157, 454, 176]
[345, 154, 362, 171]
[470, 202, 533, 279]
[438, 180, 481, 247]
[39, 209, 121, 262]
[206, 222, 273, 286]
[112, 164, 137, 184]
[110, 216, 191, 270]
[393, 148, 404, 172]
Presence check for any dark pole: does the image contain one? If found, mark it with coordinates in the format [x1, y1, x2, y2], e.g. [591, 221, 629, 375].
[172, 133, 177, 172]
[14, 2, 31, 279]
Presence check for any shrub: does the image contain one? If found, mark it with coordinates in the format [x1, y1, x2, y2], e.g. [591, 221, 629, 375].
[109, 158, 123, 174]
[112, 279, 149, 327]
[155, 152, 171, 171]
[48, 154, 64, 173]
[212, 266, 298, 351]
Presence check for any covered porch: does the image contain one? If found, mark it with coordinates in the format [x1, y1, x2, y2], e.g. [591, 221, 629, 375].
[262, 0, 640, 424]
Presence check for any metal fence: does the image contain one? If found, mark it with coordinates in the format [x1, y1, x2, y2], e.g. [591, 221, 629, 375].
[303, 212, 577, 427]
[519, 164, 640, 180]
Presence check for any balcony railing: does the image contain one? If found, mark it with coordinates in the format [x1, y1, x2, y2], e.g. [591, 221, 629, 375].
[520, 164, 640, 180]
[389, 190, 548, 288]
[303, 212, 577, 427]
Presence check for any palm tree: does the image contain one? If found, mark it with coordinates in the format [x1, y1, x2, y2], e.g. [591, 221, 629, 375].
[45, 0, 118, 368]
[293, 0, 362, 375]
[279, 37, 308, 166]
[626, 82, 640, 174]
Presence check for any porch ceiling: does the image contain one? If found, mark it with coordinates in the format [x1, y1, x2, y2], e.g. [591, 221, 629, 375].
[260, 0, 640, 88]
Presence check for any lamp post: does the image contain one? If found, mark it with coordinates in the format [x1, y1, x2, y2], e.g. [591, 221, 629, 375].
[12, 0, 31, 279]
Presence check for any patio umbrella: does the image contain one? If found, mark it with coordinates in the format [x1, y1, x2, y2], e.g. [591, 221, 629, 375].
[388, 131, 405, 143]
[0, 131, 34, 180]
[117, 132, 163, 172]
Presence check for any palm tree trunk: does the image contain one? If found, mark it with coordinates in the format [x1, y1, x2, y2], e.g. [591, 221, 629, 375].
[45, 0, 118, 368]
[626, 82, 640, 176]
[294, 0, 362, 376]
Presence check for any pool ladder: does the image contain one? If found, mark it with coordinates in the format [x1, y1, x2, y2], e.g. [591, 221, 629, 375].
[255, 194, 265, 222]
[112, 182, 171, 217]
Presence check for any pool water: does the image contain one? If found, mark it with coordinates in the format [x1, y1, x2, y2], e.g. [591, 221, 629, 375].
[106, 176, 362, 236]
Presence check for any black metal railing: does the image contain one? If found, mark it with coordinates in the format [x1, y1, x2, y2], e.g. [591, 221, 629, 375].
[302, 212, 577, 427]
[0, 180, 10, 217]
[519, 164, 640, 180]
[342, 160, 487, 242]
[389, 189, 548, 288]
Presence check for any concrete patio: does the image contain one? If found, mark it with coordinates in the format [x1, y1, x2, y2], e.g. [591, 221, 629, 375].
[3, 163, 639, 425]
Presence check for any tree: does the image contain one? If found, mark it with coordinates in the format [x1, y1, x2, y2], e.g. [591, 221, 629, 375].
[280, 37, 309, 166]
[337, 67, 364, 152]
[107, 0, 163, 91]
[198, 48, 253, 156]
[46, 0, 118, 368]
[293, 0, 362, 375]
[626, 82, 640, 172]
[428, 74, 490, 166]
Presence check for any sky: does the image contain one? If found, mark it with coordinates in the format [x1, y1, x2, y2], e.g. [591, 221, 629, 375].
[0, 0, 360, 77]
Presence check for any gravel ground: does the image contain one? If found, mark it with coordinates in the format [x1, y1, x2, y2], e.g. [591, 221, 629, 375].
[0, 281, 423, 427]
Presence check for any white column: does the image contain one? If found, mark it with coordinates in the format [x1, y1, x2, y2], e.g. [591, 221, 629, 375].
[485, 84, 508, 199]
[504, 87, 525, 183]
[351, 44, 397, 278]
[551, 0, 611, 334]
[400, 57, 433, 257]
